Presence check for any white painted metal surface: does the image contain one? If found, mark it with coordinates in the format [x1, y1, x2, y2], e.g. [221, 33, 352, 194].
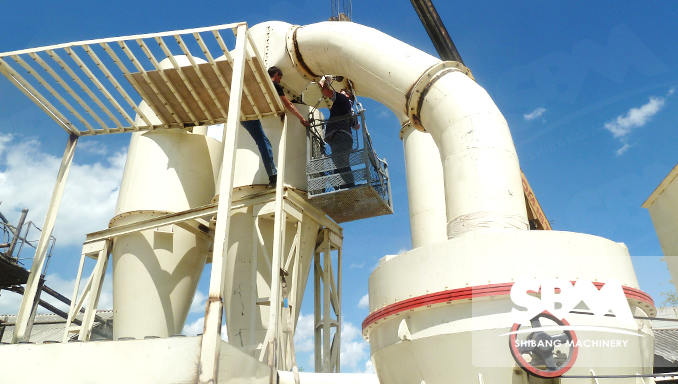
[231, 112, 312, 190]
[200, 23, 249, 383]
[253, 21, 528, 238]
[111, 128, 222, 339]
[365, 230, 655, 383]
[0, 18, 660, 384]
[250, 20, 654, 384]
[400, 122, 447, 248]
[0, 336, 270, 384]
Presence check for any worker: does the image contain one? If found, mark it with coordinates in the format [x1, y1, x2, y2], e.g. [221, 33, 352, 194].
[319, 76, 358, 189]
[241, 66, 309, 187]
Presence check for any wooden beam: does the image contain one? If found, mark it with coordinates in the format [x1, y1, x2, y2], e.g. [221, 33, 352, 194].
[521, 171, 551, 230]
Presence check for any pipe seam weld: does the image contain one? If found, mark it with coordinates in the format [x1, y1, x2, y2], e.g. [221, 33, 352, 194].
[447, 211, 529, 237]
[405, 60, 474, 132]
[287, 26, 318, 81]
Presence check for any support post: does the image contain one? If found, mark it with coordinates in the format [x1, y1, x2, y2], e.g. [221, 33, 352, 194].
[78, 241, 110, 341]
[336, 246, 342, 370]
[323, 233, 331, 370]
[198, 23, 247, 384]
[6, 208, 28, 259]
[261, 112, 289, 365]
[13, 133, 78, 343]
[313, 228, 342, 372]
[314, 250, 321, 372]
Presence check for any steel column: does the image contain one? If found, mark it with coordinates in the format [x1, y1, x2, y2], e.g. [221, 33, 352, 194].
[198, 23, 248, 384]
[12, 134, 78, 343]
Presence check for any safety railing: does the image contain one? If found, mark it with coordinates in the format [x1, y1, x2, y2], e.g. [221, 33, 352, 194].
[305, 109, 393, 223]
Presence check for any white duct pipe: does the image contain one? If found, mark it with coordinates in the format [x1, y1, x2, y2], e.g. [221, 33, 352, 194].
[400, 122, 447, 247]
[251, 21, 528, 237]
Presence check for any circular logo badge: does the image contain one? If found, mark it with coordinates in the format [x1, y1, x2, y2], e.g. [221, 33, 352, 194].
[509, 311, 579, 378]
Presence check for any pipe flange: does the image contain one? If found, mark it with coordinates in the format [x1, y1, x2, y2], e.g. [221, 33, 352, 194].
[399, 119, 415, 140]
[286, 25, 318, 81]
[405, 61, 474, 132]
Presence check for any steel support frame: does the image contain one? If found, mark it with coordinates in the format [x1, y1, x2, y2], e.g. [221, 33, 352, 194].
[253, 189, 309, 371]
[12, 134, 78, 343]
[198, 23, 248, 384]
[314, 228, 342, 373]
[62, 239, 110, 342]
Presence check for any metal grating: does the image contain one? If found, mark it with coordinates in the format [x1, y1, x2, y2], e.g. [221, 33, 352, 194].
[305, 110, 393, 223]
[308, 184, 392, 223]
[0, 22, 283, 136]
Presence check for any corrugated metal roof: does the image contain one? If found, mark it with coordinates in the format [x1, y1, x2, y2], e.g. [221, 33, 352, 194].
[0, 310, 113, 343]
[655, 329, 678, 365]
[653, 307, 678, 329]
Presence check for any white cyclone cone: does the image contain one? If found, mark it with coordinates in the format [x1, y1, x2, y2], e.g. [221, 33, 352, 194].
[111, 56, 223, 339]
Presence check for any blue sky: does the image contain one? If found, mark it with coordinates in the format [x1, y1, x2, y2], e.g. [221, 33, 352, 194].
[1, 0, 677, 373]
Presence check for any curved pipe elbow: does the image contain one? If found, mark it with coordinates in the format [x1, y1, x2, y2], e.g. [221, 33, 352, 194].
[271, 21, 527, 236]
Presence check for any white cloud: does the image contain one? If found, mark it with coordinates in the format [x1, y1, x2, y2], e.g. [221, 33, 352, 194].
[0, 134, 125, 247]
[182, 316, 204, 336]
[363, 359, 376, 374]
[615, 143, 631, 156]
[358, 294, 369, 309]
[0, 290, 22, 315]
[0, 134, 10, 156]
[523, 107, 546, 121]
[77, 140, 109, 156]
[188, 289, 207, 315]
[668, 87, 675, 96]
[292, 314, 371, 373]
[182, 316, 228, 340]
[340, 321, 370, 372]
[604, 96, 665, 138]
[293, 312, 314, 353]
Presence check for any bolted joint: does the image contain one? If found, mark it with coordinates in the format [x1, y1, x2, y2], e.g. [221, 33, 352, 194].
[405, 60, 474, 132]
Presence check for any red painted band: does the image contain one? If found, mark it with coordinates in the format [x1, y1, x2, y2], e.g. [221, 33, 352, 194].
[362, 282, 654, 332]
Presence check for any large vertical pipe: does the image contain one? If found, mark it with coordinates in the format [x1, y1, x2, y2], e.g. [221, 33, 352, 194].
[417, 72, 527, 236]
[400, 123, 447, 247]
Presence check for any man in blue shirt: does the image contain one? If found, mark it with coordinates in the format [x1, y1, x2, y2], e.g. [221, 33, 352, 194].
[241, 66, 309, 186]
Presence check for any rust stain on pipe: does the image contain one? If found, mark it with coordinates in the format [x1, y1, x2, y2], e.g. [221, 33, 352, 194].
[291, 27, 319, 80]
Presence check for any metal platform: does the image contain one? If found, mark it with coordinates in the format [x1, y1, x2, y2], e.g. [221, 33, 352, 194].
[0, 22, 284, 136]
[306, 110, 393, 223]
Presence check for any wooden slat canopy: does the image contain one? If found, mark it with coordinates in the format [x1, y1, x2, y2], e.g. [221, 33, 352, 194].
[0, 22, 284, 136]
